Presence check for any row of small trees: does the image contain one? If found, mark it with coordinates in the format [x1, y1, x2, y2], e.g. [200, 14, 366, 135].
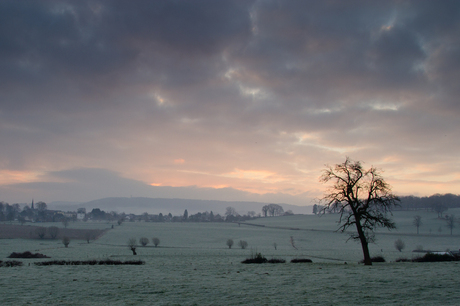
[412, 214, 457, 235]
[261, 204, 284, 217]
[226, 239, 248, 249]
[127, 237, 161, 255]
[33, 226, 98, 243]
[34, 227, 70, 247]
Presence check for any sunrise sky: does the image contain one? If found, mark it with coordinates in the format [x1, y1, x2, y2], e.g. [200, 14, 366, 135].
[0, 0, 459, 206]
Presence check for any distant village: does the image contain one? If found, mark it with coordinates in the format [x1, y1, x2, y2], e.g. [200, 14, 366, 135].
[0, 200, 290, 224]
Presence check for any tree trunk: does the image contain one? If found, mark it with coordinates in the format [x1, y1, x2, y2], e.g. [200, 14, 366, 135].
[356, 222, 372, 265]
[131, 247, 137, 255]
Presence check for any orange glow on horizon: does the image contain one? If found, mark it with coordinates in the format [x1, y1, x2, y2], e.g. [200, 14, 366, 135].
[0, 170, 40, 185]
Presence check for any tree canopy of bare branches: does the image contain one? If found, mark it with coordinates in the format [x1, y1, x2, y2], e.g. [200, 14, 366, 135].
[262, 204, 284, 217]
[62, 236, 70, 248]
[139, 237, 149, 246]
[394, 239, 405, 252]
[128, 238, 137, 255]
[446, 214, 456, 235]
[35, 227, 46, 239]
[319, 157, 400, 265]
[226, 239, 234, 249]
[413, 215, 422, 234]
[48, 226, 59, 239]
[238, 240, 248, 249]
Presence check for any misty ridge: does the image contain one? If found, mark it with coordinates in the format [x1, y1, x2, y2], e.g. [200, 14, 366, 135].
[2, 193, 459, 223]
[49, 197, 312, 216]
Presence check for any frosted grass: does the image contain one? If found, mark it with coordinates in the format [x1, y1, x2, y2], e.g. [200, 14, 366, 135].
[1, 213, 460, 305]
[2, 257, 459, 305]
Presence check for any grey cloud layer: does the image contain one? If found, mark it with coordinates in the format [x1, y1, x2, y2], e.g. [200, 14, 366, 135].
[0, 0, 459, 202]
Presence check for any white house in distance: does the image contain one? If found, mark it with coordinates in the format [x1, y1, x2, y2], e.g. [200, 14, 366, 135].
[77, 208, 86, 220]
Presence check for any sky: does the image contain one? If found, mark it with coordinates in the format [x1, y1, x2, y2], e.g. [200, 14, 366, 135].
[0, 0, 459, 206]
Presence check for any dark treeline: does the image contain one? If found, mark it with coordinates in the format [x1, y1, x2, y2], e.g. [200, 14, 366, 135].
[0, 199, 290, 224]
[313, 193, 460, 216]
[397, 193, 460, 214]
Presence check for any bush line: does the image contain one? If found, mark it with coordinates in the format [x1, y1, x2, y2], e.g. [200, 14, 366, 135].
[34, 259, 145, 266]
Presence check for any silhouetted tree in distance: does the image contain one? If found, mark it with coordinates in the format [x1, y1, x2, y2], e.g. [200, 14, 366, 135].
[413, 215, 422, 234]
[226, 239, 234, 249]
[128, 238, 137, 255]
[139, 237, 149, 246]
[446, 215, 456, 235]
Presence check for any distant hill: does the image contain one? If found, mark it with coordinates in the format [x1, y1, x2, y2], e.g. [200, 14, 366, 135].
[50, 197, 312, 216]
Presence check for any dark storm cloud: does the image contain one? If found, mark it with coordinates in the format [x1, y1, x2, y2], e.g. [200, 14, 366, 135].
[0, 0, 459, 203]
[0, 0, 254, 110]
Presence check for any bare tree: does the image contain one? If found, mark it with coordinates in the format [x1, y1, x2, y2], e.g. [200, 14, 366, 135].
[139, 237, 149, 247]
[36, 202, 47, 221]
[48, 226, 59, 239]
[128, 238, 137, 255]
[225, 207, 237, 217]
[433, 203, 447, 218]
[394, 239, 405, 252]
[85, 230, 96, 243]
[226, 239, 234, 249]
[36, 201, 47, 211]
[446, 214, 456, 235]
[290, 236, 297, 250]
[319, 157, 400, 265]
[312, 204, 318, 215]
[35, 227, 46, 239]
[413, 215, 422, 234]
[61, 218, 69, 228]
[62, 236, 70, 248]
[238, 240, 248, 249]
[262, 205, 269, 217]
[272, 204, 284, 216]
[152, 237, 160, 247]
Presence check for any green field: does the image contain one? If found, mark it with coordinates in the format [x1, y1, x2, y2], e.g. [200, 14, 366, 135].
[1, 211, 460, 305]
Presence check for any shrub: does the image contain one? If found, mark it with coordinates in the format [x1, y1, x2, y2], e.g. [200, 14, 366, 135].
[34, 259, 145, 266]
[0, 260, 23, 267]
[8, 251, 50, 259]
[242, 252, 267, 264]
[412, 253, 457, 262]
[394, 239, 405, 252]
[290, 258, 313, 263]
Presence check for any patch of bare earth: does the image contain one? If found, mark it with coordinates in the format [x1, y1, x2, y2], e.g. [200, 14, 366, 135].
[0, 224, 107, 240]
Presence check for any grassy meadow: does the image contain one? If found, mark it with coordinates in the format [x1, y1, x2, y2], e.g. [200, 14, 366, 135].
[1, 210, 460, 305]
